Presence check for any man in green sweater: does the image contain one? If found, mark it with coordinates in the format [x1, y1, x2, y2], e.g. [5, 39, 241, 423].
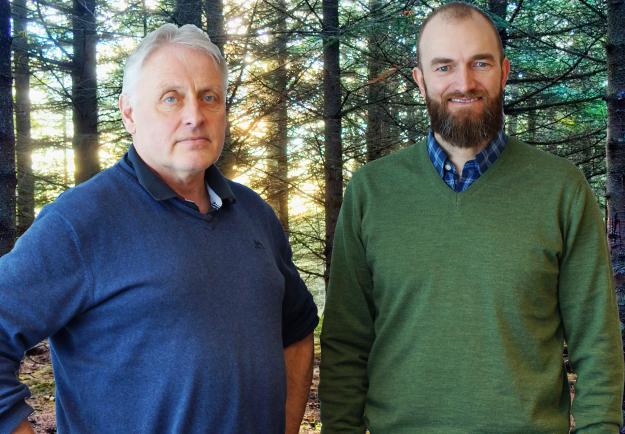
[319, 2, 624, 433]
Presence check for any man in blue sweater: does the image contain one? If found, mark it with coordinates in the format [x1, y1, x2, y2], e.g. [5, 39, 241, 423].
[0, 24, 319, 434]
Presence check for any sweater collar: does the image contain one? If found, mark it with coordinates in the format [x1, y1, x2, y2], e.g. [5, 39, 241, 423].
[426, 129, 507, 178]
[125, 145, 236, 204]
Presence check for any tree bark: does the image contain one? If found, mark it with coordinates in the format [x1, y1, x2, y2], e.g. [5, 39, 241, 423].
[205, 0, 235, 179]
[366, 0, 385, 162]
[72, 0, 99, 184]
[323, 0, 342, 286]
[266, 0, 290, 231]
[0, 0, 16, 255]
[605, 0, 625, 422]
[205, 0, 225, 55]
[488, 0, 508, 49]
[174, 0, 202, 27]
[13, 0, 34, 235]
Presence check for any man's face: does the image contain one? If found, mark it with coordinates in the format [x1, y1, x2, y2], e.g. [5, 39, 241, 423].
[413, 13, 510, 148]
[119, 44, 226, 181]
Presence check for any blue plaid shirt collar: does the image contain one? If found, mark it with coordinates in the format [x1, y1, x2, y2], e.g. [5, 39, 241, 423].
[426, 129, 507, 192]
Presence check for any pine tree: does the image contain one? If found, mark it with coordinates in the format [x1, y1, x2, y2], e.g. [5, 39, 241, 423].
[604, 0, 625, 422]
[0, 0, 16, 254]
[322, 0, 342, 285]
[13, 0, 34, 235]
[72, 0, 99, 183]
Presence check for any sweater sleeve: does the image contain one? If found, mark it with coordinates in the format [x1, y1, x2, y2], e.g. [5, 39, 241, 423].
[263, 204, 319, 348]
[0, 208, 93, 433]
[558, 178, 624, 433]
[319, 179, 374, 434]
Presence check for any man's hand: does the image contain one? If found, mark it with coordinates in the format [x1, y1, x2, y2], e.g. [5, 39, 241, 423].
[284, 333, 314, 434]
[12, 419, 35, 434]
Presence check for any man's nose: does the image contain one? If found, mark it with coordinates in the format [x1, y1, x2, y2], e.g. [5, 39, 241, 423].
[182, 98, 205, 127]
[456, 66, 477, 93]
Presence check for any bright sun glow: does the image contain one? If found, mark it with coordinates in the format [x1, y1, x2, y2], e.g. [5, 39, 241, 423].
[32, 148, 75, 183]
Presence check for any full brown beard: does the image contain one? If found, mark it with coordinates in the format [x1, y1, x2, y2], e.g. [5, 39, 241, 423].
[425, 86, 504, 149]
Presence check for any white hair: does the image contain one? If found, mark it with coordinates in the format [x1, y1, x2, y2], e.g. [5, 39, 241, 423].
[121, 23, 227, 100]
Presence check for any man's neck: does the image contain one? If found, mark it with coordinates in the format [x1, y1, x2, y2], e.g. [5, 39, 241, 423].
[433, 132, 489, 175]
[160, 171, 211, 213]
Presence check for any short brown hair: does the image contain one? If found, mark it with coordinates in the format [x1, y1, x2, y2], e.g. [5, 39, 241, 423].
[416, 2, 505, 67]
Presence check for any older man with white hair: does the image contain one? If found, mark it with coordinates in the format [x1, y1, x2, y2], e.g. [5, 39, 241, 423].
[0, 24, 318, 434]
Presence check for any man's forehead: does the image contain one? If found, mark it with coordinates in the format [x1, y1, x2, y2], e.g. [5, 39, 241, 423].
[419, 12, 500, 61]
[421, 10, 488, 35]
[138, 45, 223, 86]
[141, 44, 216, 70]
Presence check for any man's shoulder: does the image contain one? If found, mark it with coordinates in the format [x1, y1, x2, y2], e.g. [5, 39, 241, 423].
[507, 138, 586, 182]
[225, 180, 287, 243]
[44, 163, 133, 220]
[228, 180, 267, 206]
[227, 180, 279, 219]
[351, 143, 421, 184]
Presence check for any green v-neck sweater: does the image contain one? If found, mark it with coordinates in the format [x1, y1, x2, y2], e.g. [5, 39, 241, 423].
[319, 138, 623, 433]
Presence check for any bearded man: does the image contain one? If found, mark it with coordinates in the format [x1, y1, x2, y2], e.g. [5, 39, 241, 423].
[319, 2, 623, 433]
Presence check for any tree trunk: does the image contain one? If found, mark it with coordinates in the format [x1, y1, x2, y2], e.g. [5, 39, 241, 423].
[488, 0, 508, 48]
[605, 0, 625, 423]
[0, 0, 16, 255]
[266, 0, 290, 231]
[323, 0, 342, 286]
[141, 0, 148, 36]
[366, 0, 384, 162]
[205, 0, 234, 179]
[174, 0, 202, 27]
[13, 0, 34, 235]
[205, 0, 225, 55]
[72, 0, 99, 184]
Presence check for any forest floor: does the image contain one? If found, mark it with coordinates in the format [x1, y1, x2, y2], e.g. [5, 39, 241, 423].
[19, 343, 56, 434]
[18, 341, 322, 434]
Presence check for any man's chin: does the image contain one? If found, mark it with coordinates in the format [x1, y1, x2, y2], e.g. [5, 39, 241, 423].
[436, 124, 498, 149]
[446, 104, 485, 119]
[182, 159, 217, 172]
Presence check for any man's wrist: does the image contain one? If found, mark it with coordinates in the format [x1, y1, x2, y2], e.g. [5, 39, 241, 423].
[12, 419, 35, 434]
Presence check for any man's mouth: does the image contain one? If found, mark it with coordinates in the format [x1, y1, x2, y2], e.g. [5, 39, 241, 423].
[448, 96, 483, 104]
[178, 137, 210, 143]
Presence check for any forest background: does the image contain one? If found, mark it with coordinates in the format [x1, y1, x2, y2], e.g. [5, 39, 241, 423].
[0, 0, 624, 432]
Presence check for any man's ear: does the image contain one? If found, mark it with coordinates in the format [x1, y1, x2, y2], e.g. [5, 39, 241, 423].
[412, 67, 426, 98]
[119, 94, 136, 135]
[501, 56, 511, 89]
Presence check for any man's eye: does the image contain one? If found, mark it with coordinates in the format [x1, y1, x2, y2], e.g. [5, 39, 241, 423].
[474, 61, 489, 68]
[203, 94, 217, 103]
[436, 65, 450, 72]
[163, 95, 177, 104]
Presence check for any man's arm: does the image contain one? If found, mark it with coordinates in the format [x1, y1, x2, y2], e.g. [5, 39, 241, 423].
[558, 177, 624, 433]
[0, 209, 91, 432]
[319, 180, 374, 434]
[284, 333, 314, 434]
[260, 196, 319, 433]
[12, 420, 35, 434]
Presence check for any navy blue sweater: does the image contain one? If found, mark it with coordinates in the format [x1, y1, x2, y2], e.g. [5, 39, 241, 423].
[0, 151, 318, 433]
